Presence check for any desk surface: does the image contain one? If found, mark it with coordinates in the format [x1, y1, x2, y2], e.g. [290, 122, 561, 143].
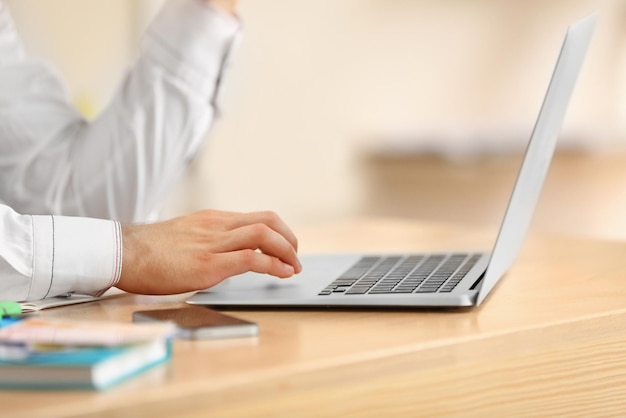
[7, 218, 626, 417]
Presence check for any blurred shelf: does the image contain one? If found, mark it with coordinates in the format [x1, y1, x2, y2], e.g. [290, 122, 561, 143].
[357, 149, 626, 240]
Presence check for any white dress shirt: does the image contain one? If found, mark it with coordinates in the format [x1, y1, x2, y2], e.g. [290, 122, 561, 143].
[0, 0, 240, 301]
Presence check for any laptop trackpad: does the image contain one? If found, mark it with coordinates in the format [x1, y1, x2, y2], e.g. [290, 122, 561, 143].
[193, 254, 362, 300]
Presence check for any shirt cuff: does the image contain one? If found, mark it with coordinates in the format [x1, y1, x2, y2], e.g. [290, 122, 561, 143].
[30, 215, 122, 299]
[142, 0, 241, 102]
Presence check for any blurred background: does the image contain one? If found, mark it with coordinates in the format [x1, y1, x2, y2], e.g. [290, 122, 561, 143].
[5, 0, 626, 240]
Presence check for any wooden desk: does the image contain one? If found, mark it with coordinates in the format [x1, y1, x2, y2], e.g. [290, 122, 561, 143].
[7, 218, 626, 417]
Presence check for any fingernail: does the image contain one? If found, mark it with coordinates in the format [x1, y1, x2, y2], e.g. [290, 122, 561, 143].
[283, 263, 295, 275]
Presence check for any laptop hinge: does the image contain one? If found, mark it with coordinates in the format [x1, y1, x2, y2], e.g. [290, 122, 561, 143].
[469, 271, 486, 290]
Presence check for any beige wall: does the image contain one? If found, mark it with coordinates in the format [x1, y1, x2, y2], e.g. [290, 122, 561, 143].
[6, 0, 626, 228]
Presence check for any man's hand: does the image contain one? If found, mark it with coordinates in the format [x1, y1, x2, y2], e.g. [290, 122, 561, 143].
[205, 0, 238, 16]
[116, 210, 301, 295]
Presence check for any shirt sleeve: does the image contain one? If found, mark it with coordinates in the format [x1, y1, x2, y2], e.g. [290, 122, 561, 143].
[0, 204, 122, 302]
[0, 0, 241, 223]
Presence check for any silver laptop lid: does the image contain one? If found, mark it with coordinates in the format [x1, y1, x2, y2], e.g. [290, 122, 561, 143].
[477, 14, 597, 305]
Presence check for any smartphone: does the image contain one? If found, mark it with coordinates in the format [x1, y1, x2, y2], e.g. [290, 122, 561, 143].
[132, 306, 259, 340]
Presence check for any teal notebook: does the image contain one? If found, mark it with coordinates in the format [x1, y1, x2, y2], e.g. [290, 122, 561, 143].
[0, 339, 171, 390]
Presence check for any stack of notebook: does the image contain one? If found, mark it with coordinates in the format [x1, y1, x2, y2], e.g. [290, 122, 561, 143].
[0, 317, 175, 390]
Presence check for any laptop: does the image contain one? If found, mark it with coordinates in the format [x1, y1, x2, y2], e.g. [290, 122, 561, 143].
[187, 14, 596, 309]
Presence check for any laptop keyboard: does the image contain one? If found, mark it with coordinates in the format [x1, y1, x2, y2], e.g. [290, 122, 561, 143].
[318, 253, 481, 296]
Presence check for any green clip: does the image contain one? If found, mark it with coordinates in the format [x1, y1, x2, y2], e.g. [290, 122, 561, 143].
[0, 301, 22, 318]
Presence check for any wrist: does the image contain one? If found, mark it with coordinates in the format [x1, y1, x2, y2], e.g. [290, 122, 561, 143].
[118, 225, 142, 293]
